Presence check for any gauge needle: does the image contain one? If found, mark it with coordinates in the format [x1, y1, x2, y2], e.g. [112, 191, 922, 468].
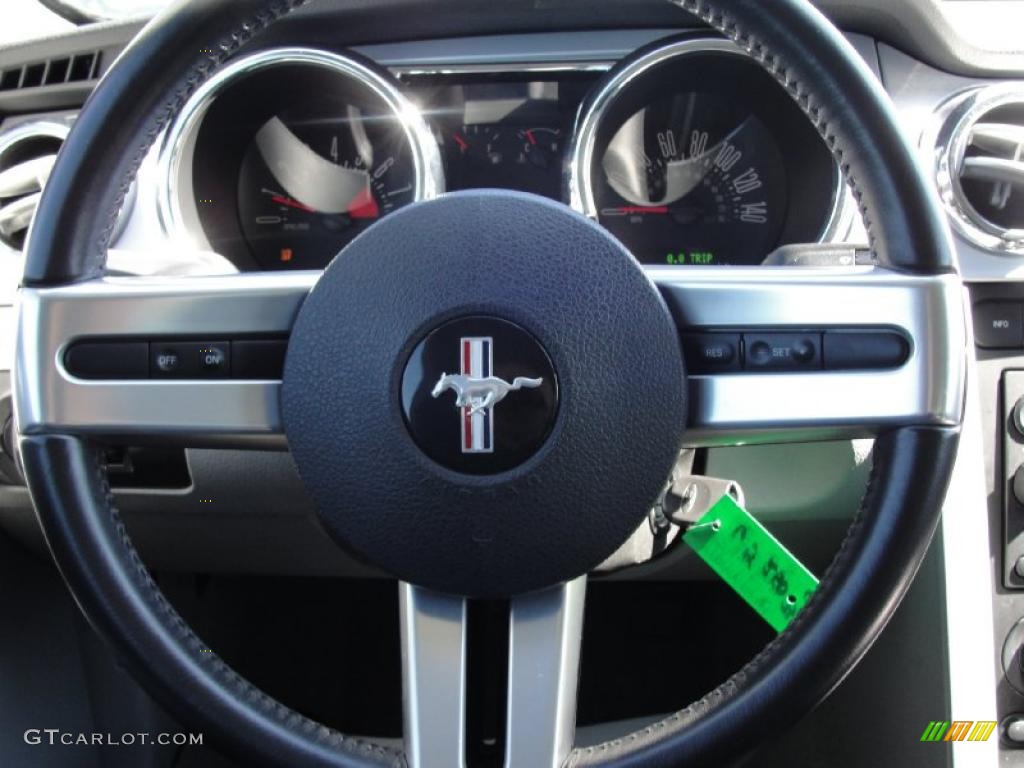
[603, 115, 754, 206]
[255, 116, 371, 214]
[600, 205, 669, 216]
[346, 188, 380, 219]
[270, 194, 316, 212]
[265, 188, 379, 219]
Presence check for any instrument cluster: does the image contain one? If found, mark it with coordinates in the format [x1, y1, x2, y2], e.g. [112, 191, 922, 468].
[158, 36, 850, 271]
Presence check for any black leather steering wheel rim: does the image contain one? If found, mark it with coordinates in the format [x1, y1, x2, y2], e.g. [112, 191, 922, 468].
[16, 1, 962, 766]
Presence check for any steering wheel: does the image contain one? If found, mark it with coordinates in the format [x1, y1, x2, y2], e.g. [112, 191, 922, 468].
[13, 0, 966, 765]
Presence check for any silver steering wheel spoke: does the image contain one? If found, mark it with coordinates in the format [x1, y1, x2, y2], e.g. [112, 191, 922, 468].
[400, 578, 586, 768]
[651, 262, 967, 446]
[15, 266, 319, 447]
[15, 258, 965, 450]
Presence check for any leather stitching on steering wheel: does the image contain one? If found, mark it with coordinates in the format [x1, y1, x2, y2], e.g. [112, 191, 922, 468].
[567, 443, 882, 764]
[666, 0, 877, 255]
[88, 443, 408, 765]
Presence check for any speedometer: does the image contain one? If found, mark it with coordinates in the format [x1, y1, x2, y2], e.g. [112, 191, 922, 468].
[570, 37, 846, 266]
[597, 93, 788, 265]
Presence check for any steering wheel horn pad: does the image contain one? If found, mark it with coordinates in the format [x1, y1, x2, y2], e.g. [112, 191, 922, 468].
[282, 191, 687, 598]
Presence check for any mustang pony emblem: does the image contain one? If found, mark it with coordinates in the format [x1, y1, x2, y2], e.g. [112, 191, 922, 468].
[431, 373, 544, 416]
[431, 336, 542, 454]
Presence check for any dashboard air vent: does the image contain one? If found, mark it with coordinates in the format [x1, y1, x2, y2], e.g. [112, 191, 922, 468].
[931, 85, 1024, 255]
[0, 121, 69, 251]
[0, 51, 100, 91]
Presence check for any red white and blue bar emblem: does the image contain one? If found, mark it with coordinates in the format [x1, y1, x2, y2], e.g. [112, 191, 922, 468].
[461, 336, 493, 453]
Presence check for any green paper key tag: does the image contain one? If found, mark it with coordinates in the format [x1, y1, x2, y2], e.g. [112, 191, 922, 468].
[682, 494, 819, 632]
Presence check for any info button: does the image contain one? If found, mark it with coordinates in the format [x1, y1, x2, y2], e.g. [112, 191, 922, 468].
[683, 333, 740, 373]
[974, 301, 1022, 349]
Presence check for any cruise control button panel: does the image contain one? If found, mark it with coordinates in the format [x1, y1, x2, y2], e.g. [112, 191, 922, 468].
[151, 341, 228, 378]
[681, 329, 909, 374]
[65, 338, 283, 380]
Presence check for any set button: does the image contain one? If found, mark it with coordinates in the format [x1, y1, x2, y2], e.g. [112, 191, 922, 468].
[744, 333, 819, 370]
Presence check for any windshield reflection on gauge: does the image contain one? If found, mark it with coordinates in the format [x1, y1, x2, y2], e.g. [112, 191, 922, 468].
[408, 75, 594, 201]
[595, 92, 788, 266]
[237, 100, 417, 269]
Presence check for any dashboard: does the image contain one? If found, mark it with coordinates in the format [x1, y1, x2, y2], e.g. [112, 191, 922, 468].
[158, 34, 849, 272]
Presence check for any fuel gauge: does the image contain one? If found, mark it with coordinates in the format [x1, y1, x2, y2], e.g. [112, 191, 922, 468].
[445, 124, 564, 199]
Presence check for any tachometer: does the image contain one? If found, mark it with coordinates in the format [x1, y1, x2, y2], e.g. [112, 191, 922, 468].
[237, 105, 417, 269]
[158, 48, 442, 271]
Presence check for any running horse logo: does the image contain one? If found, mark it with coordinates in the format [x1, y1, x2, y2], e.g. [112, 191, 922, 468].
[430, 337, 543, 454]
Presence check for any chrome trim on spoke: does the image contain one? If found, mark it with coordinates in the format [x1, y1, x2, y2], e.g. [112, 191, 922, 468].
[566, 37, 854, 247]
[156, 47, 444, 250]
[399, 584, 468, 768]
[651, 266, 967, 445]
[505, 576, 586, 768]
[14, 270, 317, 443]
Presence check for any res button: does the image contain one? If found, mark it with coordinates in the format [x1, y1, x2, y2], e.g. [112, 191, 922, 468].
[682, 333, 740, 373]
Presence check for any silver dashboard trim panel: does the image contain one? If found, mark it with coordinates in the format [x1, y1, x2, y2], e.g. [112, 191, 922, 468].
[155, 47, 444, 251]
[392, 61, 611, 77]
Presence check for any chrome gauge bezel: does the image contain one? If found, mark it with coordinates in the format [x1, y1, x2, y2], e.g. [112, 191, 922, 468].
[925, 82, 1024, 256]
[156, 47, 445, 251]
[566, 37, 854, 254]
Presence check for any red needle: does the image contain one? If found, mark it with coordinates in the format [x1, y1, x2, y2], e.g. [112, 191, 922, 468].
[271, 195, 316, 213]
[524, 130, 537, 146]
[269, 191, 379, 219]
[452, 133, 469, 151]
[606, 205, 670, 215]
[346, 187, 380, 219]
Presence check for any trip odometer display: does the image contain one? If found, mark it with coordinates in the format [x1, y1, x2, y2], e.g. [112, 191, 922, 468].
[573, 38, 842, 266]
